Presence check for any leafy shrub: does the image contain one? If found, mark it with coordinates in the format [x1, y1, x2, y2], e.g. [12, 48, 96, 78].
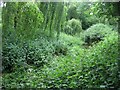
[53, 40, 68, 56]
[63, 18, 83, 35]
[2, 36, 70, 72]
[41, 31, 118, 88]
[59, 33, 83, 46]
[84, 16, 99, 29]
[2, 37, 55, 72]
[78, 14, 99, 30]
[24, 37, 54, 67]
[53, 33, 84, 56]
[81, 23, 114, 46]
[81, 32, 118, 88]
[2, 43, 25, 72]
[107, 17, 118, 30]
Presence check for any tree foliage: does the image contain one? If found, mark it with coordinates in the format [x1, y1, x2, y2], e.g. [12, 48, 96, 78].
[37, 2, 65, 38]
[2, 2, 43, 42]
[63, 18, 82, 35]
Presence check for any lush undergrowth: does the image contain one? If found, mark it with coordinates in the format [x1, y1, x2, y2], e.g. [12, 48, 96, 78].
[2, 26, 118, 88]
[2, 2, 119, 89]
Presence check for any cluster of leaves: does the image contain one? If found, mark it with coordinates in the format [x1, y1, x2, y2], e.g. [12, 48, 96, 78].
[80, 23, 114, 46]
[63, 18, 83, 35]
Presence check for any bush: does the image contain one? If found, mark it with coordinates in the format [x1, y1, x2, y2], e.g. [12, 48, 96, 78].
[25, 37, 54, 67]
[53, 40, 68, 56]
[81, 32, 118, 88]
[63, 18, 83, 35]
[40, 31, 118, 88]
[2, 36, 70, 72]
[2, 37, 55, 72]
[81, 23, 114, 46]
[2, 43, 25, 72]
[79, 15, 99, 30]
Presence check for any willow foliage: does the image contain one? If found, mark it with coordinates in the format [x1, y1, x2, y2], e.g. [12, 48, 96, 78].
[2, 2, 44, 42]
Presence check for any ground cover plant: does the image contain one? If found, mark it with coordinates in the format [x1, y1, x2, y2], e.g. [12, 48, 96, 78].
[1, 1, 119, 89]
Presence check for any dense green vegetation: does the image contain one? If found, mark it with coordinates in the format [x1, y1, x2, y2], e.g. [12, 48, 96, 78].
[1, 1, 119, 89]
